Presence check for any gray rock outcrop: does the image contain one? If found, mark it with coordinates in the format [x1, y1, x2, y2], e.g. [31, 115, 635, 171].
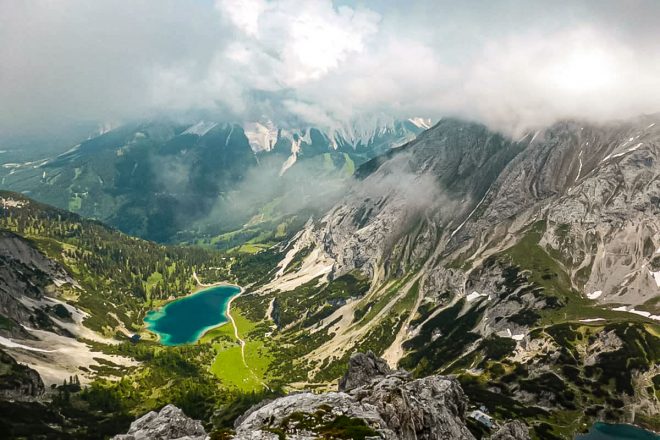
[489, 421, 530, 440]
[0, 231, 77, 339]
[112, 404, 208, 440]
[232, 352, 527, 440]
[338, 350, 396, 391]
[281, 115, 660, 318]
[0, 348, 45, 400]
[234, 375, 476, 440]
[113, 353, 530, 440]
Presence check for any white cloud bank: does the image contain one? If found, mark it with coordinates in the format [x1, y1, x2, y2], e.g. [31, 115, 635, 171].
[2, 0, 660, 139]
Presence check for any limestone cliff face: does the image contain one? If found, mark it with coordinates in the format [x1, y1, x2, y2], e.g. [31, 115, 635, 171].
[113, 352, 530, 440]
[453, 117, 660, 308]
[269, 116, 660, 357]
[258, 116, 660, 431]
[0, 231, 78, 339]
[302, 118, 527, 282]
[285, 115, 660, 308]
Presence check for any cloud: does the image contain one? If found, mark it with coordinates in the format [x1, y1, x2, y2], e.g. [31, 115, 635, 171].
[216, 0, 379, 85]
[219, 0, 267, 37]
[195, 150, 352, 234]
[0, 0, 224, 137]
[2, 0, 660, 141]
[460, 26, 660, 134]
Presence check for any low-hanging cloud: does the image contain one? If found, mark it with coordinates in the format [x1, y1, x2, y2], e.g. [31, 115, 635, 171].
[2, 0, 660, 141]
[198, 151, 352, 235]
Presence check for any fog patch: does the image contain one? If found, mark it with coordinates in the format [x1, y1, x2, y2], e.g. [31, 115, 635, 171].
[196, 153, 353, 234]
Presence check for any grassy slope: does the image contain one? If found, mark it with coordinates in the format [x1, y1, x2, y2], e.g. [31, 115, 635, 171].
[202, 308, 274, 392]
[503, 221, 653, 324]
[492, 224, 659, 438]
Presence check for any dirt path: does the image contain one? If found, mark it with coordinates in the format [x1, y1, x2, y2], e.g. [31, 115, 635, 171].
[192, 270, 214, 287]
[225, 294, 247, 366]
[224, 286, 271, 390]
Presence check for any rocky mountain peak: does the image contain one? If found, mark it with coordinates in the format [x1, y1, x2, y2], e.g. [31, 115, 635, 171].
[338, 350, 402, 391]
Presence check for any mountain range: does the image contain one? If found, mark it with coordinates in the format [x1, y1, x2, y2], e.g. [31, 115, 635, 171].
[0, 118, 426, 244]
[236, 116, 660, 435]
[0, 115, 658, 439]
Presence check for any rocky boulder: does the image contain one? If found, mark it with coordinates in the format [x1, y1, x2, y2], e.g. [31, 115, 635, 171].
[232, 352, 526, 440]
[112, 404, 207, 440]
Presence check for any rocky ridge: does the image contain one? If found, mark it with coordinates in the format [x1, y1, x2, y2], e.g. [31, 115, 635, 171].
[113, 352, 529, 440]
[0, 118, 424, 243]
[282, 116, 660, 308]
[266, 116, 660, 358]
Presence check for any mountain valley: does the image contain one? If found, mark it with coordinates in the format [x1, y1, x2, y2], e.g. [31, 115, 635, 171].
[0, 119, 425, 245]
[1, 115, 659, 439]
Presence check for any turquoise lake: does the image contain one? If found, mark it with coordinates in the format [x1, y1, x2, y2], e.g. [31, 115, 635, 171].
[576, 423, 659, 440]
[144, 284, 241, 346]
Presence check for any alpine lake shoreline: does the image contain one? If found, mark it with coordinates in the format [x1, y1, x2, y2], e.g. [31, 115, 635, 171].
[143, 281, 243, 346]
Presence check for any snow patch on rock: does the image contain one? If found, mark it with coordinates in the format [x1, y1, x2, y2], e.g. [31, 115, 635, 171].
[611, 306, 660, 321]
[0, 335, 57, 353]
[244, 121, 278, 152]
[466, 291, 489, 302]
[408, 117, 432, 129]
[587, 290, 603, 300]
[505, 328, 525, 341]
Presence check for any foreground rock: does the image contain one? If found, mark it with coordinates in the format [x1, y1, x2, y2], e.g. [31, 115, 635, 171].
[234, 353, 477, 439]
[112, 404, 207, 440]
[234, 376, 476, 439]
[113, 352, 530, 440]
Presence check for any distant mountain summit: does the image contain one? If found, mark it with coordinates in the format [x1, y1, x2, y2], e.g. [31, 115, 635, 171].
[0, 118, 426, 243]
